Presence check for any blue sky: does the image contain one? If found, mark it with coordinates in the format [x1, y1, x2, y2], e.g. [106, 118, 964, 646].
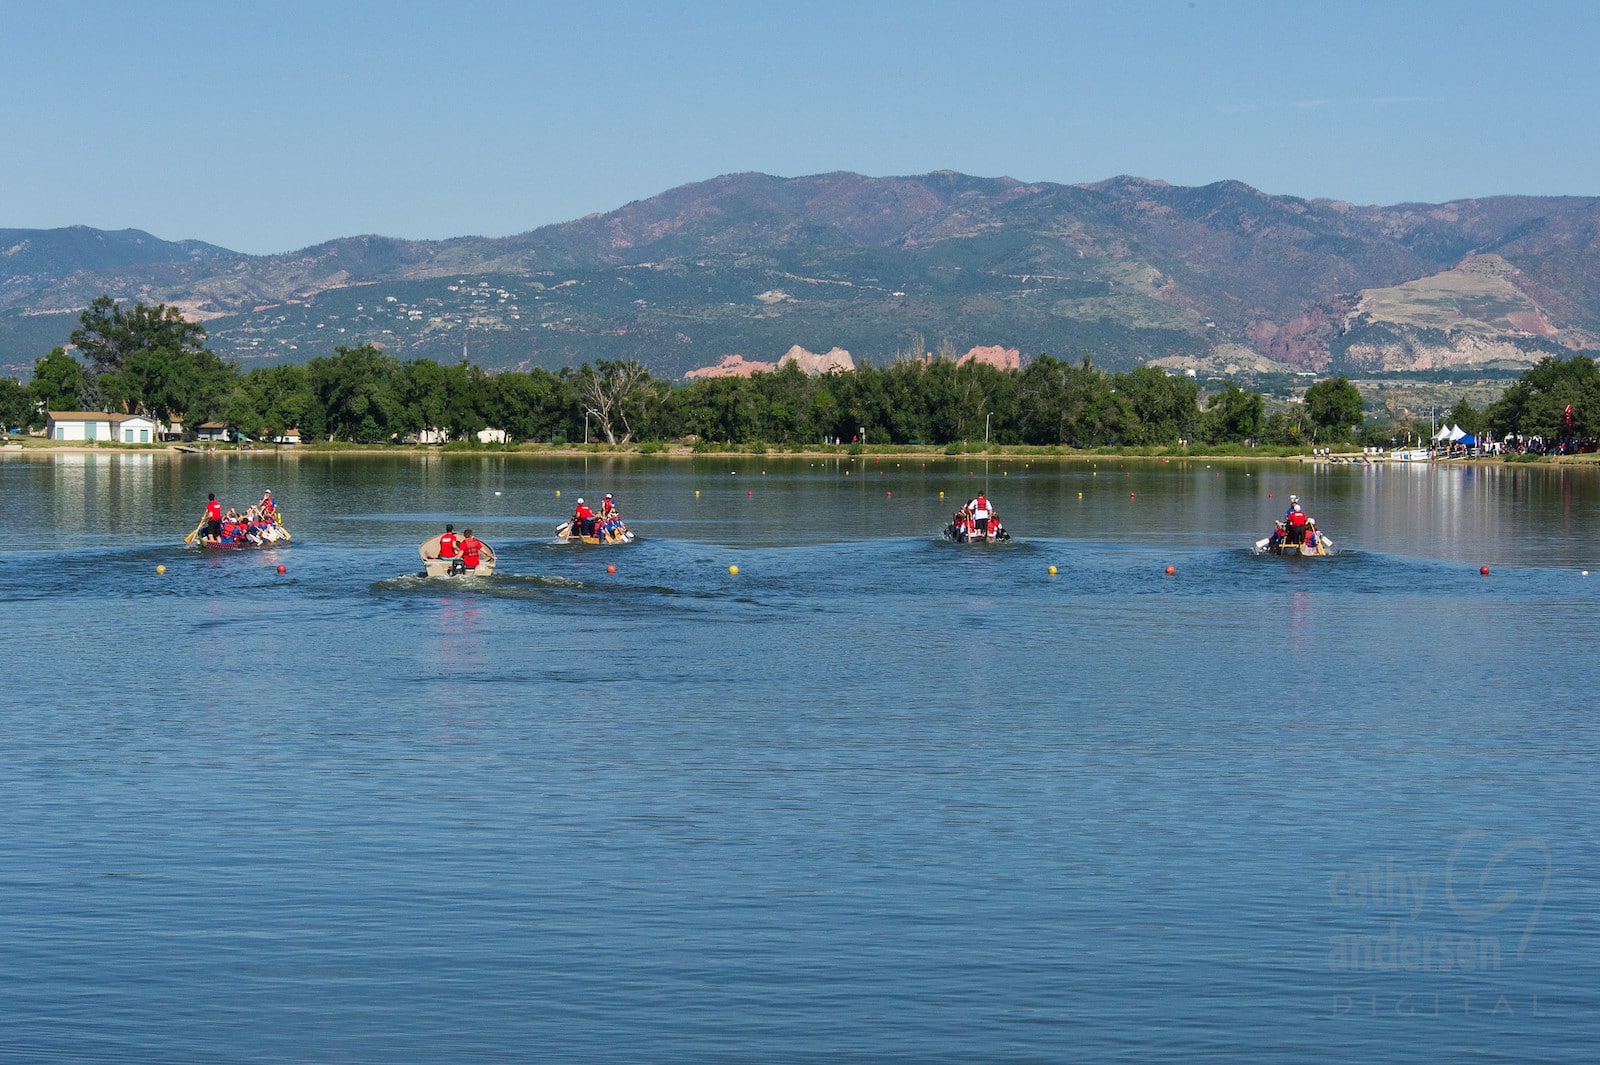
[5, 0, 1598, 255]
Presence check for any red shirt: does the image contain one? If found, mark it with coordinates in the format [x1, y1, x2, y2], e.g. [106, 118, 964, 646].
[206, 499, 222, 521]
[574, 504, 594, 521]
[460, 536, 483, 567]
[438, 532, 458, 558]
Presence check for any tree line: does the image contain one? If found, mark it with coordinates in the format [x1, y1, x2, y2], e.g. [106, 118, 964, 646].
[4, 296, 1593, 449]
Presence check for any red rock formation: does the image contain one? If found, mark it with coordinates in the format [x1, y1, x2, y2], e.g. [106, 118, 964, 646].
[682, 354, 776, 380]
[957, 345, 1021, 370]
[778, 345, 855, 374]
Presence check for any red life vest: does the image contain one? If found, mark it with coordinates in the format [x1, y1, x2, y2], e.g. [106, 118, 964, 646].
[460, 537, 482, 567]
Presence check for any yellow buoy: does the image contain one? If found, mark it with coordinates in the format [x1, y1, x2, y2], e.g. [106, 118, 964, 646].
[728, 565, 739, 575]
[555, 490, 561, 496]
[939, 491, 944, 498]
[695, 490, 700, 497]
[156, 564, 166, 575]
[1047, 565, 1057, 575]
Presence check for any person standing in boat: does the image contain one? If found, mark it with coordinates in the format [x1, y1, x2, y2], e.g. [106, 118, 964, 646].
[600, 494, 618, 520]
[968, 493, 992, 538]
[1286, 503, 1308, 545]
[201, 493, 223, 541]
[259, 491, 277, 520]
[438, 524, 462, 575]
[458, 528, 492, 572]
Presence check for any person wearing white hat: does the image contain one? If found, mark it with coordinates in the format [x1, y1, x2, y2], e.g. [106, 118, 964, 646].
[572, 497, 595, 538]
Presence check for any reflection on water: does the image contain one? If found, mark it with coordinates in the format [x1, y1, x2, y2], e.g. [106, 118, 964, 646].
[0, 453, 1596, 1062]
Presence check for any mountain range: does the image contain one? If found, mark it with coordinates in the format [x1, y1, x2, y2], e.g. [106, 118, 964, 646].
[5, 171, 1599, 380]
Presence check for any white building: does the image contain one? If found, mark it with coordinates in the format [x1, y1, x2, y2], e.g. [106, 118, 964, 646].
[46, 411, 159, 443]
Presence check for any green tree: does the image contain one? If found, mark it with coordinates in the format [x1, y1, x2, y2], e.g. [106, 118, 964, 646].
[307, 344, 404, 442]
[397, 358, 450, 439]
[1114, 365, 1201, 445]
[0, 375, 31, 430]
[28, 347, 93, 415]
[1303, 375, 1365, 442]
[1446, 397, 1486, 436]
[487, 369, 564, 443]
[71, 296, 207, 375]
[442, 361, 492, 441]
[1200, 382, 1265, 443]
[1259, 409, 1309, 447]
[241, 364, 318, 444]
[1486, 356, 1600, 439]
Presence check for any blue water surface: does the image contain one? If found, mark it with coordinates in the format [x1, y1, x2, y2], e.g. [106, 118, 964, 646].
[1, 453, 1596, 1062]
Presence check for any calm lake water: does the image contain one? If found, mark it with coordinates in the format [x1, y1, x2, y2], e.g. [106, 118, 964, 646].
[2, 451, 1597, 1063]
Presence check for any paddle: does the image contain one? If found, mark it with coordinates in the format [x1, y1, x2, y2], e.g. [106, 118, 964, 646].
[184, 519, 205, 543]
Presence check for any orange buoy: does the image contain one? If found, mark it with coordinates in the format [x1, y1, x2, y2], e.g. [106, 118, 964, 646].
[277, 564, 287, 574]
[606, 564, 616, 574]
[1164, 565, 1175, 575]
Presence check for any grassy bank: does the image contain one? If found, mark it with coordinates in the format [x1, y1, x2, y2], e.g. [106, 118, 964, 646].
[8, 435, 1593, 464]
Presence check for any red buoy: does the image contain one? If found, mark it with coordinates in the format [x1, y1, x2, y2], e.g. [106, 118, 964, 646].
[1480, 565, 1491, 576]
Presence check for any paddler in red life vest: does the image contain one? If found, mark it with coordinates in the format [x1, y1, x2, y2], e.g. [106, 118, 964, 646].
[598, 493, 624, 539]
[458, 528, 492, 572]
[259, 490, 276, 519]
[1287, 503, 1308, 544]
[969, 493, 992, 537]
[202, 493, 223, 541]
[572, 498, 595, 538]
[438, 524, 461, 574]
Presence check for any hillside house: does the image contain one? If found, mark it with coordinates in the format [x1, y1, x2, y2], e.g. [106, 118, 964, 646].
[195, 422, 233, 443]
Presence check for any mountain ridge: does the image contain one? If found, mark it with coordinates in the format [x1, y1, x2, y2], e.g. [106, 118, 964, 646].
[4, 172, 1598, 379]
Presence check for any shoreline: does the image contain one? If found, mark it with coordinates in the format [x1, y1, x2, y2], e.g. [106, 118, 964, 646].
[4, 440, 1595, 465]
